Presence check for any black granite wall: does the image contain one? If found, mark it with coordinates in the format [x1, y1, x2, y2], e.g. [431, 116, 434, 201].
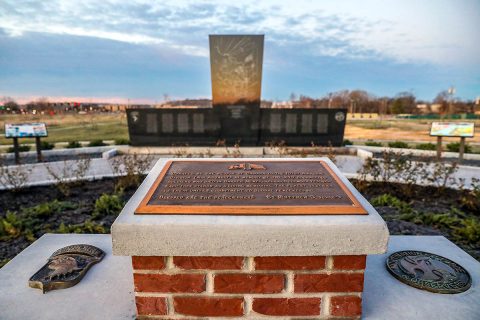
[126, 108, 346, 147]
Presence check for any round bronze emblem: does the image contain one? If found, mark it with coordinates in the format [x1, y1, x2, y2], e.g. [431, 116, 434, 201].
[386, 250, 471, 294]
[335, 111, 345, 122]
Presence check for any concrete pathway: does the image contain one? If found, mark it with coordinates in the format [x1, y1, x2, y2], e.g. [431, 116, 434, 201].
[1, 154, 479, 190]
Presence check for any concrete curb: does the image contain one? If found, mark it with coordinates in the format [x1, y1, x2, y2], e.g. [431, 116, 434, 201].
[1, 146, 117, 160]
[356, 145, 480, 160]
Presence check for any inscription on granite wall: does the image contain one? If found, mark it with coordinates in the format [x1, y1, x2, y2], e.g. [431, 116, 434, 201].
[193, 114, 205, 133]
[301, 114, 313, 134]
[146, 113, 158, 134]
[270, 113, 282, 133]
[317, 114, 329, 133]
[162, 114, 174, 133]
[177, 113, 189, 133]
[285, 114, 297, 133]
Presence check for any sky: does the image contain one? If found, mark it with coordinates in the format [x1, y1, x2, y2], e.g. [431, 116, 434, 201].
[0, 0, 479, 104]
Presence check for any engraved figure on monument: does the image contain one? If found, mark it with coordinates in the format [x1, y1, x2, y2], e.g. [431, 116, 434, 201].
[210, 35, 264, 143]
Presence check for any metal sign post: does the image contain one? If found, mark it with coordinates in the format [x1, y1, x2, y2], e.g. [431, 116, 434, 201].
[459, 137, 466, 162]
[13, 137, 20, 165]
[35, 136, 43, 162]
[436, 136, 442, 161]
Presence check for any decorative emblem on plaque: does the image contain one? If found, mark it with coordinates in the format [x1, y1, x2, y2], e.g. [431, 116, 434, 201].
[228, 163, 266, 171]
[386, 250, 471, 294]
[29, 244, 105, 293]
[130, 111, 139, 123]
[335, 111, 345, 122]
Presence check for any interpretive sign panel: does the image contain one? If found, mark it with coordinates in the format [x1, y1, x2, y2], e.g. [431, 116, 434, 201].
[136, 160, 367, 215]
[5, 123, 48, 138]
[430, 122, 474, 137]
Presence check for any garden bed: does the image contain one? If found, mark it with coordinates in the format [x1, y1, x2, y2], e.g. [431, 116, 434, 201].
[0, 177, 479, 268]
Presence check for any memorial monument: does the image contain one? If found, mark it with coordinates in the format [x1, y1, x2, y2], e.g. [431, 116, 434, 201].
[111, 158, 389, 319]
[127, 35, 347, 146]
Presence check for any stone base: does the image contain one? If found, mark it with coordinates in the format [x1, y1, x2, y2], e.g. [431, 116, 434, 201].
[133, 255, 366, 319]
[1, 235, 479, 319]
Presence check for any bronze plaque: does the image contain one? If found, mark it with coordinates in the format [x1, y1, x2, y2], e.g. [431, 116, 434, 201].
[136, 160, 366, 215]
[386, 250, 472, 294]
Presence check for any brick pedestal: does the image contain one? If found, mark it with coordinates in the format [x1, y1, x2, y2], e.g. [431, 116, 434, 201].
[112, 158, 389, 320]
[133, 255, 365, 319]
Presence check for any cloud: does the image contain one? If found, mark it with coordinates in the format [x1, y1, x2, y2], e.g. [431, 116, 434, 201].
[1, 0, 479, 66]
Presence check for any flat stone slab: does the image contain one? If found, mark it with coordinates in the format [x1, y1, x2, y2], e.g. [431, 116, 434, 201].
[363, 236, 480, 320]
[0, 234, 136, 320]
[112, 157, 389, 256]
[0, 235, 479, 319]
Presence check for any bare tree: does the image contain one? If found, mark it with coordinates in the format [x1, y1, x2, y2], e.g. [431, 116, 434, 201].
[0, 157, 32, 192]
[45, 156, 92, 196]
[109, 152, 154, 191]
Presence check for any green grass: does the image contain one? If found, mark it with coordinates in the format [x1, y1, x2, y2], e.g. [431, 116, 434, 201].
[0, 114, 128, 145]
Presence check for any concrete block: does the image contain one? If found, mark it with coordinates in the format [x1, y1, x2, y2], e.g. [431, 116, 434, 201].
[0, 234, 135, 320]
[111, 157, 389, 257]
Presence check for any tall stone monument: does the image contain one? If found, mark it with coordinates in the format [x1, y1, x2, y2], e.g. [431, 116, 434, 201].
[209, 35, 264, 144]
[126, 34, 347, 146]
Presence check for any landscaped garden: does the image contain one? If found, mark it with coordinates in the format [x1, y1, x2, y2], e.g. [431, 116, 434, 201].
[1, 150, 479, 268]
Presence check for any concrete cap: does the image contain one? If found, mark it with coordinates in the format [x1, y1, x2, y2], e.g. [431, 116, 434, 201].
[111, 157, 389, 256]
[0, 234, 135, 320]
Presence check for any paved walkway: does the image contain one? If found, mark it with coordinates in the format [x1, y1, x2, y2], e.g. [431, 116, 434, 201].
[1, 154, 479, 191]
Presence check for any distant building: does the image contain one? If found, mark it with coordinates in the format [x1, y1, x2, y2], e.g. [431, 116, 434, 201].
[416, 104, 429, 114]
[430, 104, 442, 113]
[271, 101, 293, 109]
[347, 113, 379, 119]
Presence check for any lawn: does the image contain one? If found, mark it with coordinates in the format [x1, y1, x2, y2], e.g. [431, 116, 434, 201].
[0, 113, 128, 145]
[346, 119, 480, 145]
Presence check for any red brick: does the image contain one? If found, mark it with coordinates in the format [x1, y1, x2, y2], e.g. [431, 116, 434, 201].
[174, 256, 243, 270]
[333, 255, 366, 270]
[174, 297, 244, 317]
[254, 256, 326, 270]
[135, 296, 167, 315]
[330, 295, 362, 317]
[214, 274, 284, 293]
[134, 273, 205, 293]
[253, 298, 321, 316]
[294, 273, 364, 292]
[132, 256, 165, 270]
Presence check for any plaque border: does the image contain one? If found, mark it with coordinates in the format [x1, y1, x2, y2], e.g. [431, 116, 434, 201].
[135, 160, 367, 215]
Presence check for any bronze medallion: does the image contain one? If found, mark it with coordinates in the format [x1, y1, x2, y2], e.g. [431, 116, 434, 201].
[135, 160, 367, 215]
[386, 250, 471, 294]
[29, 244, 105, 293]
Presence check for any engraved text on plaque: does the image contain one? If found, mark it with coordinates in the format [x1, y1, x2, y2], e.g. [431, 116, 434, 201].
[136, 160, 367, 215]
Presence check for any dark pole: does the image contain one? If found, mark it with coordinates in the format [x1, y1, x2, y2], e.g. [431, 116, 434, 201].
[436, 136, 442, 161]
[35, 136, 43, 162]
[13, 137, 20, 164]
[459, 137, 465, 163]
